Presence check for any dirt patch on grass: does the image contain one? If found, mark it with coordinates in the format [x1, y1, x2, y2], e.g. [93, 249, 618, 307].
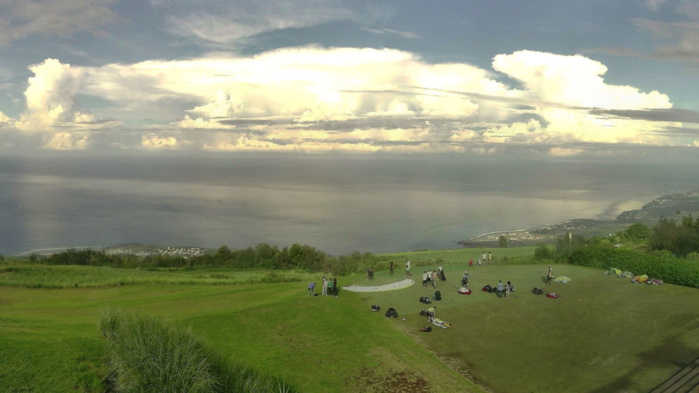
[347, 367, 430, 393]
[439, 355, 494, 393]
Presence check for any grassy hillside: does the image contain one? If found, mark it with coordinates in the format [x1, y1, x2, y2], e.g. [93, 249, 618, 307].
[1, 261, 698, 393]
[0, 271, 479, 393]
[348, 263, 699, 393]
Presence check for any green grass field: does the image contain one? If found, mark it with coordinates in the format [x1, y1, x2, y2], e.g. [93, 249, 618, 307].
[353, 263, 699, 393]
[377, 246, 539, 267]
[1, 260, 698, 392]
[0, 264, 309, 288]
[0, 268, 477, 393]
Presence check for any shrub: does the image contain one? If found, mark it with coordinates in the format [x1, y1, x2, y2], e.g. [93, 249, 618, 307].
[99, 309, 218, 393]
[568, 246, 699, 288]
[534, 244, 555, 261]
[99, 309, 294, 393]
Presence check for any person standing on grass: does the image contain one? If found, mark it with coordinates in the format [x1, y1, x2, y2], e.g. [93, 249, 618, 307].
[308, 282, 316, 296]
[488, 251, 492, 265]
[497, 280, 504, 296]
[406, 259, 412, 276]
[322, 276, 328, 295]
[327, 277, 334, 297]
[505, 280, 511, 298]
[546, 266, 553, 286]
[333, 277, 338, 297]
[482, 251, 487, 265]
[422, 271, 428, 288]
[462, 271, 469, 287]
[431, 270, 438, 288]
[389, 261, 394, 276]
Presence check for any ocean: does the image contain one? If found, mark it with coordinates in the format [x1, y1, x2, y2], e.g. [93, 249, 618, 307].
[1, 150, 698, 256]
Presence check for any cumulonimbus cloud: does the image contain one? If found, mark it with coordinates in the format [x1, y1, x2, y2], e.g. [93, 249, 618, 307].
[8, 47, 691, 152]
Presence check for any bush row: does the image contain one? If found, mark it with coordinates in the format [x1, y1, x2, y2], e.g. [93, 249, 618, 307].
[568, 246, 699, 288]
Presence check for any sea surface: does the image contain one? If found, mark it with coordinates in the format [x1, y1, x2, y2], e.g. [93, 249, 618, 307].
[1, 151, 698, 256]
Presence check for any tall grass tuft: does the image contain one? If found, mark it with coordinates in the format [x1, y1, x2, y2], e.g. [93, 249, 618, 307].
[99, 309, 294, 393]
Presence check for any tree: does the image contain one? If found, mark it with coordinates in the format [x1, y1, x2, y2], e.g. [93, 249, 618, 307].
[214, 246, 232, 265]
[498, 235, 508, 248]
[555, 233, 585, 256]
[626, 223, 650, 240]
[534, 244, 555, 260]
[649, 215, 699, 257]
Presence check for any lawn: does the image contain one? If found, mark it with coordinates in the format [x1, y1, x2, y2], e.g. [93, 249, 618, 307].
[377, 246, 539, 268]
[352, 263, 699, 393]
[0, 270, 478, 393]
[0, 264, 310, 288]
[1, 262, 697, 393]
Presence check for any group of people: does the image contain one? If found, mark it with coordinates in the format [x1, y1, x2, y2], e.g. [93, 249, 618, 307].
[496, 280, 514, 298]
[307, 276, 339, 297]
[466, 251, 494, 267]
[421, 265, 445, 288]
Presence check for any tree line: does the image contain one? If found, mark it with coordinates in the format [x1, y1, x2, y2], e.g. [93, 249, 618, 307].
[28, 243, 378, 276]
[534, 214, 699, 261]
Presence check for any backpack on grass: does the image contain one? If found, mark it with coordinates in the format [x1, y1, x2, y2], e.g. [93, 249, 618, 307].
[371, 305, 381, 312]
[385, 307, 399, 318]
[532, 288, 544, 295]
[433, 291, 442, 301]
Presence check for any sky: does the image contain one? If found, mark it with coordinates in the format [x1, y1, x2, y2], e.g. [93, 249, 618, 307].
[1, 0, 699, 155]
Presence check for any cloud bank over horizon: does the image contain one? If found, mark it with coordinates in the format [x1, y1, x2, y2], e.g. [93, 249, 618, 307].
[1, 47, 696, 155]
[2, 0, 699, 155]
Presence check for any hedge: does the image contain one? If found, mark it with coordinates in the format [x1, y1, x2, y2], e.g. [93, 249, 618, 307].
[568, 246, 699, 288]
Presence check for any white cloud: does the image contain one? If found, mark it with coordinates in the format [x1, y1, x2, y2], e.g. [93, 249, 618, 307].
[17, 58, 88, 132]
[43, 131, 88, 150]
[10, 47, 687, 153]
[141, 134, 179, 150]
[492, 50, 673, 144]
[0, 0, 118, 45]
[0, 111, 15, 127]
[492, 50, 671, 110]
[484, 119, 543, 143]
[549, 147, 585, 156]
